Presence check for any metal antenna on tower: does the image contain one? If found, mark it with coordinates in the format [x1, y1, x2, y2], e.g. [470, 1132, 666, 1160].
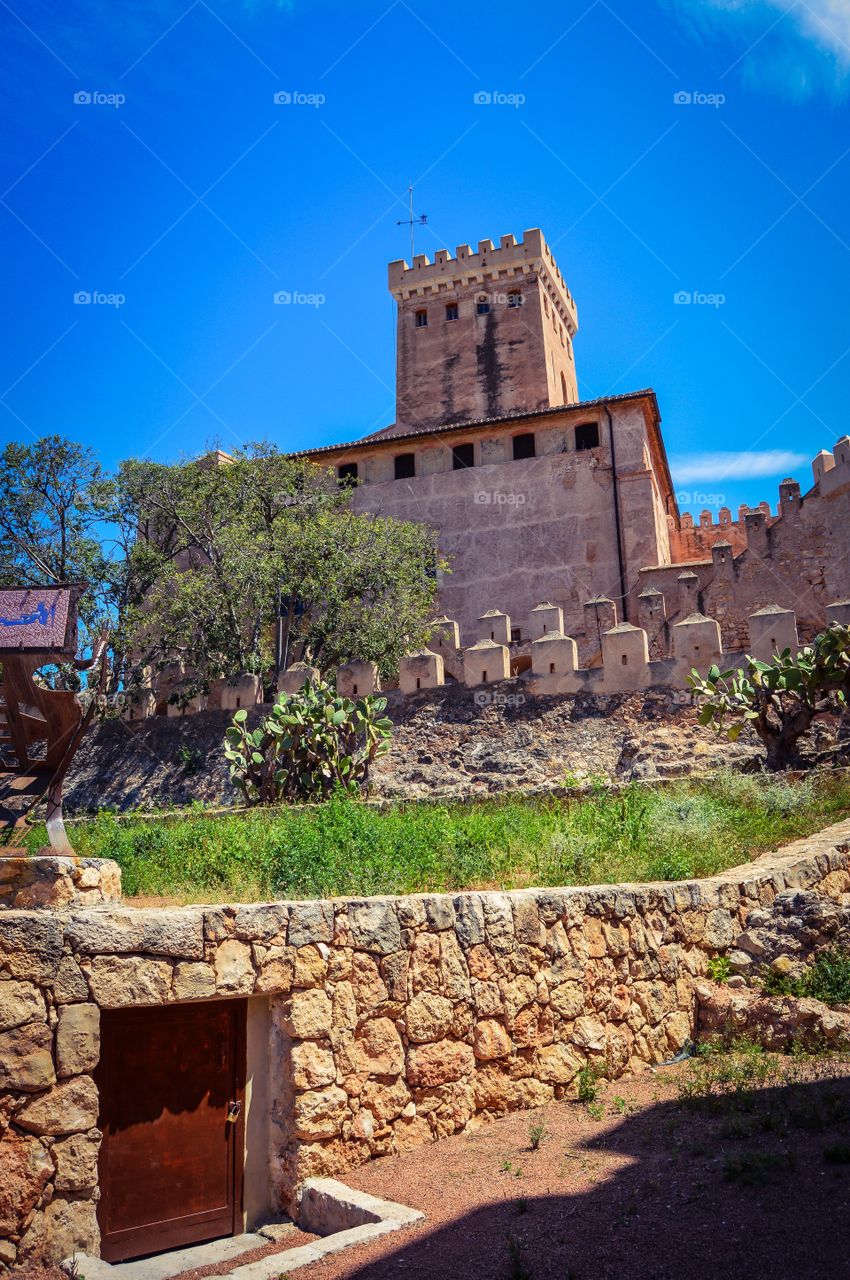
[396, 184, 427, 259]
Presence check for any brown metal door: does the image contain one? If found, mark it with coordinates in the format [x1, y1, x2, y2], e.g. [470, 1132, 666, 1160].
[96, 1000, 246, 1263]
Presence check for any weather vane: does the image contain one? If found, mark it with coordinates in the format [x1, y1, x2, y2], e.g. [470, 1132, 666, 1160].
[396, 184, 427, 259]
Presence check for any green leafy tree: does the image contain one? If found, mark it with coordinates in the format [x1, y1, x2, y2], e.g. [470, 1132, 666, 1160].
[118, 441, 443, 701]
[688, 623, 850, 770]
[224, 678, 392, 804]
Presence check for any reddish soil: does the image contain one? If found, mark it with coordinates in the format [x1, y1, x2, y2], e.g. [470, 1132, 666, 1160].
[297, 1061, 850, 1280]
[11, 1060, 850, 1280]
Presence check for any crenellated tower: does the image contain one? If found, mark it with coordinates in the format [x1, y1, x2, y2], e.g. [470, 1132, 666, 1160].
[388, 228, 578, 432]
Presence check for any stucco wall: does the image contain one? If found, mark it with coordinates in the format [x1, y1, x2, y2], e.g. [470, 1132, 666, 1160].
[2, 819, 850, 1267]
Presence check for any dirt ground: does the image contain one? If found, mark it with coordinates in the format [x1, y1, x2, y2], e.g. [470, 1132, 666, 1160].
[11, 1057, 850, 1280]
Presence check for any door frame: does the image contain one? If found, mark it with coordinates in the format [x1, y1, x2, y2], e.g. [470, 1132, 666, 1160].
[96, 998, 247, 1263]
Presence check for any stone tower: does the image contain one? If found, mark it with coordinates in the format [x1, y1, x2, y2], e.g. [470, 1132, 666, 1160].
[388, 228, 578, 432]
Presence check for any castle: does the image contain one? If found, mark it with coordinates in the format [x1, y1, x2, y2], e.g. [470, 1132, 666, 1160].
[141, 227, 850, 717]
[292, 228, 850, 665]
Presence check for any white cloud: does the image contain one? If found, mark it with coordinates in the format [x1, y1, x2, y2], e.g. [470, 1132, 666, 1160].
[666, 0, 850, 95]
[670, 447, 808, 482]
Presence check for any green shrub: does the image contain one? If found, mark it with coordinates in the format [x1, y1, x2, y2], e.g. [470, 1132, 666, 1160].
[223, 679, 392, 804]
[707, 955, 732, 983]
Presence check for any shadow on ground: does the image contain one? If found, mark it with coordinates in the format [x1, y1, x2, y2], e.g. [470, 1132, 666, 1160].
[333, 1074, 850, 1280]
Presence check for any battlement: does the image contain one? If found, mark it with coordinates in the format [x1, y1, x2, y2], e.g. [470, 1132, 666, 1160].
[388, 228, 578, 334]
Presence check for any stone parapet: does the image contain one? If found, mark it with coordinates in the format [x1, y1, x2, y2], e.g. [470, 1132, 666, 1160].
[0, 854, 121, 911]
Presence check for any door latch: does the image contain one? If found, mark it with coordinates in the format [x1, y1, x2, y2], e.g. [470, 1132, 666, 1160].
[226, 1101, 242, 1125]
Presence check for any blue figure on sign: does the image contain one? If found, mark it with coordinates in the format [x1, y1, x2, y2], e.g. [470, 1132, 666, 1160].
[0, 600, 56, 628]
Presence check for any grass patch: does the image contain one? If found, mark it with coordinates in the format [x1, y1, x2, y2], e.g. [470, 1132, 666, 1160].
[25, 769, 850, 903]
[762, 945, 850, 1008]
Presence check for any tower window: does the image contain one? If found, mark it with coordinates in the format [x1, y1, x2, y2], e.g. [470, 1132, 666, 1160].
[510, 627, 522, 643]
[394, 453, 415, 480]
[575, 421, 600, 451]
[446, 302, 458, 321]
[337, 461, 358, 485]
[507, 291, 523, 308]
[415, 309, 428, 327]
[560, 372, 568, 404]
[452, 442, 474, 470]
[476, 300, 490, 315]
[513, 432, 536, 460]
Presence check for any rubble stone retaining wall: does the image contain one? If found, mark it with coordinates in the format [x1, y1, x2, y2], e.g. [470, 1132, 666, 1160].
[1, 819, 850, 1269]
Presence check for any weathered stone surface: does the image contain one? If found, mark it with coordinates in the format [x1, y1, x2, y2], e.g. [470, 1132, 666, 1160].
[64, 907, 204, 959]
[282, 989, 333, 1040]
[28, 1194, 100, 1264]
[347, 901, 401, 955]
[351, 953, 389, 1010]
[570, 1015, 606, 1053]
[52, 1131, 100, 1192]
[549, 981, 585, 1021]
[87, 955, 172, 1006]
[355, 1018, 404, 1076]
[361, 1076, 410, 1124]
[454, 895, 485, 948]
[53, 955, 89, 1004]
[0, 978, 45, 1031]
[404, 993, 454, 1043]
[16, 1075, 98, 1135]
[293, 1086, 348, 1140]
[407, 1039, 475, 1087]
[233, 903, 288, 942]
[473, 1019, 512, 1061]
[288, 901, 334, 947]
[0, 1133, 53, 1234]
[537, 1042, 582, 1083]
[291, 1041, 337, 1090]
[0, 912, 62, 982]
[214, 939, 255, 994]
[704, 908, 737, 950]
[293, 945, 328, 989]
[56, 1003, 100, 1078]
[172, 960, 217, 1000]
[0, 1021, 55, 1092]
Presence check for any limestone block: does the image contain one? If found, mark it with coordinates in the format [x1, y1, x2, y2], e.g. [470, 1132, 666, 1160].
[214, 939, 255, 994]
[233, 903, 289, 942]
[404, 993, 454, 1043]
[531, 632, 578, 677]
[472, 1019, 512, 1061]
[0, 1133, 53, 1235]
[398, 649, 444, 693]
[87, 955, 172, 1007]
[293, 944, 328, 989]
[55, 1003, 100, 1078]
[407, 1039, 475, 1087]
[172, 961, 217, 1001]
[347, 901, 401, 955]
[35, 1194, 100, 1264]
[293, 1086, 349, 1140]
[64, 907, 204, 960]
[288, 901, 334, 947]
[16, 1076, 99, 1136]
[0, 979, 45, 1031]
[53, 957, 89, 1004]
[354, 1018, 404, 1075]
[0, 913, 63, 983]
[52, 1131, 100, 1192]
[0, 1022, 55, 1092]
[463, 638, 510, 686]
[351, 953, 389, 1009]
[537, 1042, 582, 1084]
[361, 1076, 410, 1124]
[278, 662, 320, 696]
[290, 1041, 337, 1090]
[282, 989, 333, 1040]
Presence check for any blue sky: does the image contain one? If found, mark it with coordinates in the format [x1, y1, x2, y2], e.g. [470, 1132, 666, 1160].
[2, 0, 850, 518]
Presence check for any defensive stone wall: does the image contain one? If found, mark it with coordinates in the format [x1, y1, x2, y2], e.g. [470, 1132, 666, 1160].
[2, 819, 850, 1267]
